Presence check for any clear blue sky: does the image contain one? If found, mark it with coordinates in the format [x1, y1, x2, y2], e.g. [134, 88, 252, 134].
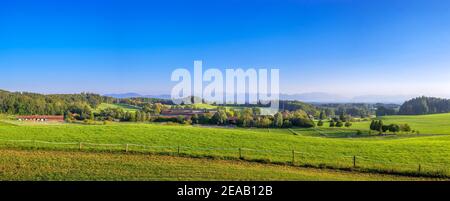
[1, 0, 450, 97]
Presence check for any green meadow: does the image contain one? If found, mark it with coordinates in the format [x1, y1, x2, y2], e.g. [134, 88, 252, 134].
[379, 113, 450, 134]
[1, 113, 450, 179]
[0, 149, 435, 181]
[94, 103, 141, 113]
[313, 113, 450, 135]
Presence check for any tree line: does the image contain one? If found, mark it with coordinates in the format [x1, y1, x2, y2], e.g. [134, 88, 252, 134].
[148, 108, 315, 128]
[0, 90, 112, 116]
[316, 113, 354, 128]
[369, 120, 412, 134]
[399, 96, 450, 115]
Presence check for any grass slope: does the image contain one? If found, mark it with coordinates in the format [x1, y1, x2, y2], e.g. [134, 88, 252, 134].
[311, 112, 450, 136]
[0, 122, 449, 176]
[379, 113, 450, 134]
[333, 113, 450, 135]
[0, 149, 436, 181]
[94, 103, 140, 113]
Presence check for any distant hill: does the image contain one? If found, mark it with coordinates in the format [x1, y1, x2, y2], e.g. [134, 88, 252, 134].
[107, 92, 416, 104]
[281, 93, 415, 104]
[280, 93, 349, 103]
[104, 93, 171, 99]
[351, 95, 417, 104]
[104, 93, 143, 99]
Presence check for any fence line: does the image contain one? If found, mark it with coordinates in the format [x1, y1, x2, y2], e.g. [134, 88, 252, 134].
[0, 138, 444, 162]
[0, 138, 443, 161]
[0, 138, 448, 177]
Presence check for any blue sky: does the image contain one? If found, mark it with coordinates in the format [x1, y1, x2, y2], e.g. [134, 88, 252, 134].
[1, 0, 450, 97]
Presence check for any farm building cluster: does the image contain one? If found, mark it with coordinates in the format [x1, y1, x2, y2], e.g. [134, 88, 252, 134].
[14, 109, 237, 123]
[17, 115, 64, 122]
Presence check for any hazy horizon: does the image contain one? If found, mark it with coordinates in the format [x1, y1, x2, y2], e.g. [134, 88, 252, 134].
[3, 87, 449, 104]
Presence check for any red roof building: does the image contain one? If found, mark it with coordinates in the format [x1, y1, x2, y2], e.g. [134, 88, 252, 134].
[17, 115, 64, 122]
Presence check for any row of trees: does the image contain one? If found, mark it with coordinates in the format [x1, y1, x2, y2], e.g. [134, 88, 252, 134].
[89, 107, 316, 128]
[316, 112, 354, 127]
[66, 102, 316, 128]
[375, 106, 398, 116]
[115, 97, 173, 105]
[370, 120, 412, 134]
[279, 100, 321, 117]
[67, 107, 164, 123]
[316, 119, 352, 128]
[0, 90, 112, 116]
[315, 103, 374, 118]
[0, 90, 174, 122]
[187, 109, 315, 128]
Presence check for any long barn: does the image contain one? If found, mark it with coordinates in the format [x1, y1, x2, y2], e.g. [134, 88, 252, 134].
[17, 115, 64, 122]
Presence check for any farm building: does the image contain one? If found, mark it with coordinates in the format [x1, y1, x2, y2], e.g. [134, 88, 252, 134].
[17, 115, 64, 122]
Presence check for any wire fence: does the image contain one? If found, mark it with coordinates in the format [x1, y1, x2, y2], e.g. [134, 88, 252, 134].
[0, 138, 448, 178]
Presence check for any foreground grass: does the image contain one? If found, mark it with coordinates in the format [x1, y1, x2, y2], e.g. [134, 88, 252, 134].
[3, 112, 450, 177]
[0, 149, 438, 181]
[0, 122, 449, 177]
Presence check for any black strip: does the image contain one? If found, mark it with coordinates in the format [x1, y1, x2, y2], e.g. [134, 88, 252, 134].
[0, 181, 449, 200]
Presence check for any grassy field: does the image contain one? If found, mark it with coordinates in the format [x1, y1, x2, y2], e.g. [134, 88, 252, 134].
[94, 103, 141, 113]
[0, 149, 436, 181]
[190, 103, 218, 109]
[323, 113, 450, 135]
[379, 113, 450, 134]
[0, 117, 449, 178]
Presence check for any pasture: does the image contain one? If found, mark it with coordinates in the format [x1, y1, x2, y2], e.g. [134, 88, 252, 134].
[1, 115, 450, 179]
[379, 113, 450, 134]
[0, 149, 435, 181]
[312, 113, 450, 136]
[94, 103, 141, 113]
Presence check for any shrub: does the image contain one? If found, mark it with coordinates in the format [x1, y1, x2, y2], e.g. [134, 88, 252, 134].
[282, 120, 293, 128]
[177, 115, 186, 124]
[345, 121, 352, 127]
[184, 119, 193, 125]
[388, 124, 400, 133]
[291, 117, 315, 128]
[400, 124, 412, 132]
[329, 120, 336, 127]
[382, 125, 390, 133]
[317, 120, 324, 127]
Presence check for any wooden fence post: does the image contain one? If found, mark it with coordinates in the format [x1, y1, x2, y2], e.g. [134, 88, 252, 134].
[177, 145, 180, 155]
[239, 148, 242, 159]
[125, 144, 129, 153]
[353, 156, 356, 168]
[79, 142, 82, 150]
[292, 150, 295, 164]
[418, 164, 421, 173]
